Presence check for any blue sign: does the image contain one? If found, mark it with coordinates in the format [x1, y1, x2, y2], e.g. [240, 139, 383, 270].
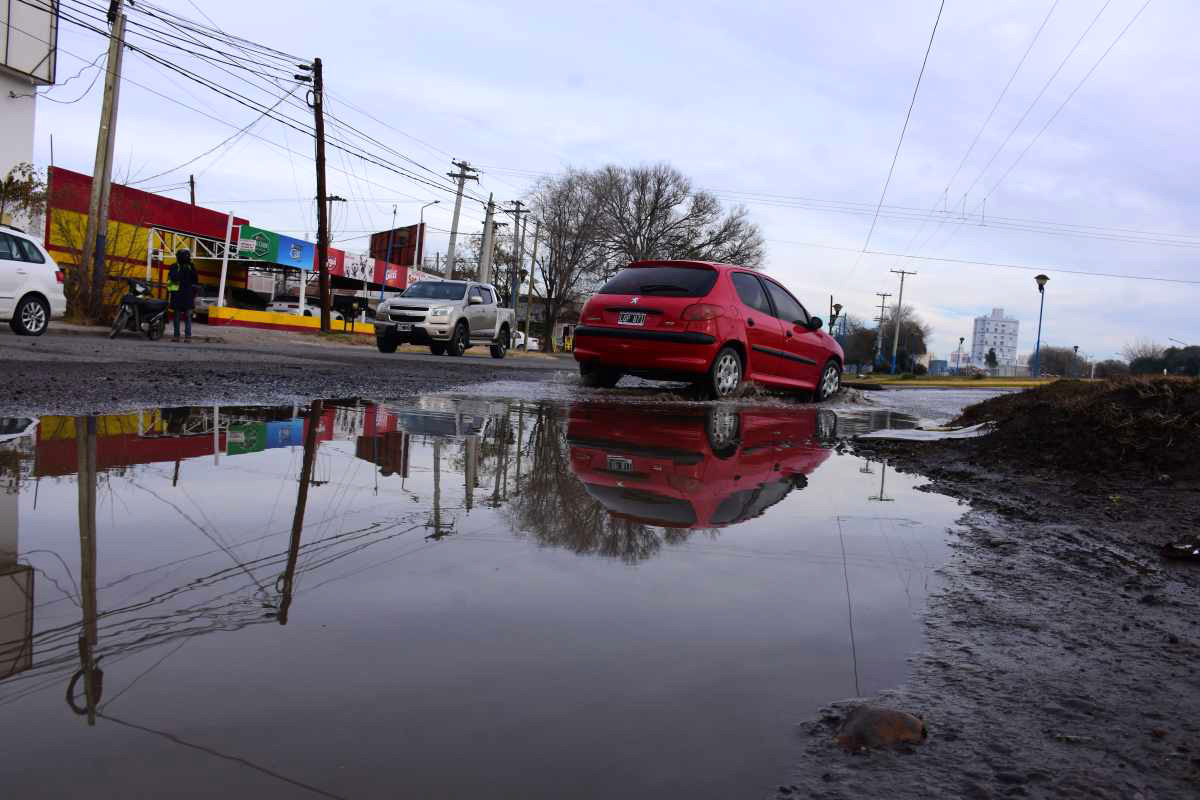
[276, 235, 315, 270]
[265, 419, 304, 449]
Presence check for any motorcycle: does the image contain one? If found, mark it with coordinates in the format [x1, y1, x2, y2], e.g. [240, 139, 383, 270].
[109, 278, 168, 340]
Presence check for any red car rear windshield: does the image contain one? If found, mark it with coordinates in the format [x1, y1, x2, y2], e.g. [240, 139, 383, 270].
[599, 266, 718, 297]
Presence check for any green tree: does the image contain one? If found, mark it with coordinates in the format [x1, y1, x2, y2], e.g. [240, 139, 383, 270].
[0, 163, 47, 231]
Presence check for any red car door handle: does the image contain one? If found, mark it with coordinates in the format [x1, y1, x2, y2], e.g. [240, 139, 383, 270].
[747, 318, 755, 327]
[785, 330, 793, 338]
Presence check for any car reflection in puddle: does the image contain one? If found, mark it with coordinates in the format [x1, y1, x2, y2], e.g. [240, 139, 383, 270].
[0, 397, 960, 800]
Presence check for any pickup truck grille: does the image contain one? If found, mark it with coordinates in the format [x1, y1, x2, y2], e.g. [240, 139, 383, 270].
[389, 312, 426, 322]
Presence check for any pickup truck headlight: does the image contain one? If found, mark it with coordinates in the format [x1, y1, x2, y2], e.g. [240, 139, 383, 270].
[429, 306, 452, 319]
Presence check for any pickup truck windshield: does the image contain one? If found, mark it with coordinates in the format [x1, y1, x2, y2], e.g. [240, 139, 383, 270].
[401, 281, 467, 300]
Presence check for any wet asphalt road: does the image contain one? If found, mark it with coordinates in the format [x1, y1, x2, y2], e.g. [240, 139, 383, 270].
[0, 325, 570, 416]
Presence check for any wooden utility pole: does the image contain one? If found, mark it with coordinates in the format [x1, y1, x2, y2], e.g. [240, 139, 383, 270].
[81, 1, 126, 318]
[889, 270, 917, 373]
[311, 58, 332, 332]
[523, 221, 539, 349]
[188, 174, 196, 205]
[444, 159, 479, 274]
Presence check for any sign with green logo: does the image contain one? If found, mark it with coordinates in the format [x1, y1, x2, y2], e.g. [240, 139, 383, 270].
[226, 422, 267, 456]
[236, 225, 315, 270]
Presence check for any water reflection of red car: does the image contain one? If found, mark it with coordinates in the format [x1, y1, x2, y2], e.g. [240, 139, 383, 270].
[566, 404, 836, 529]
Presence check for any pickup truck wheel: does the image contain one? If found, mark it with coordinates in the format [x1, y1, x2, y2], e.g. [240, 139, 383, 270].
[429, 343, 446, 356]
[490, 326, 509, 359]
[377, 335, 398, 354]
[446, 321, 468, 357]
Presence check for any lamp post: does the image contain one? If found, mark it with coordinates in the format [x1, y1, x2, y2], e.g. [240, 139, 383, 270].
[1072, 345, 1079, 379]
[1033, 274, 1049, 377]
[415, 200, 439, 273]
[957, 336, 964, 376]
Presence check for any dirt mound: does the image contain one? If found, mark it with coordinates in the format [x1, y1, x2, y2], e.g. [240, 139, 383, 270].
[951, 377, 1200, 479]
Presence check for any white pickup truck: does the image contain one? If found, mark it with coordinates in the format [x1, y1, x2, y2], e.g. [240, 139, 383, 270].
[375, 280, 516, 358]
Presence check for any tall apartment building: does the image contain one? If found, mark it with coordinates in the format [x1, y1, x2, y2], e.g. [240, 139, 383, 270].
[971, 308, 1019, 366]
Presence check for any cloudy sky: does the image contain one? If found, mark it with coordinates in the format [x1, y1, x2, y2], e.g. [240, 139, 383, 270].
[28, 0, 1197, 359]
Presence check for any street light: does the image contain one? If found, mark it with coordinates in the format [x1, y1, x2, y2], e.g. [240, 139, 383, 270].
[957, 336, 965, 376]
[414, 200, 440, 272]
[1033, 274, 1049, 377]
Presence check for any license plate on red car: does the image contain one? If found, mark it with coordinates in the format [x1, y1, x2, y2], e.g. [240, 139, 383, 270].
[606, 455, 633, 472]
[617, 312, 646, 326]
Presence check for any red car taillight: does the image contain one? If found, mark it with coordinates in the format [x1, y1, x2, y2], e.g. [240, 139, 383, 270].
[55, 270, 65, 284]
[681, 303, 725, 321]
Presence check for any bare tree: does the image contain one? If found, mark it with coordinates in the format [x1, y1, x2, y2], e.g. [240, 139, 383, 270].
[1121, 337, 1164, 363]
[591, 163, 764, 278]
[0, 163, 46, 233]
[529, 169, 605, 351]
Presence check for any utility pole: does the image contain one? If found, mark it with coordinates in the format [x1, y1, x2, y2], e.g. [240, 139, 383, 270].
[889, 270, 916, 373]
[279, 400, 323, 626]
[505, 201, 530, 308]
[81, 0, 126, 318]
[444, 159, 479, 276]
[478, 193, 496, 283]
[188, 174, 196, 205]
[523, 220, 539, 350]
[873, 292, 891, 364]
[302, 57, 333, 332]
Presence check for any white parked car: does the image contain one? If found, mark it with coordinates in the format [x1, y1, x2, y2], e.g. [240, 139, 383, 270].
[512, 330, 540, 351]
[0, 224, 67, 336]
[267, 301, 345, 322]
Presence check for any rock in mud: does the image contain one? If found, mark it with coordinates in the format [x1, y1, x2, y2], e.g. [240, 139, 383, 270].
[834, 705, 927, 752]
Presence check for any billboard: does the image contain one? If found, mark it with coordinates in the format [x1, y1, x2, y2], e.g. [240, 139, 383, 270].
[236, 225, 315, 270]
[1, 2, 58, 85]
[368, 223, 423, 267]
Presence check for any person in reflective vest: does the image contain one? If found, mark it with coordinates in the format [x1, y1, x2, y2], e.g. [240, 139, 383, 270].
[168, 248, 199, 342]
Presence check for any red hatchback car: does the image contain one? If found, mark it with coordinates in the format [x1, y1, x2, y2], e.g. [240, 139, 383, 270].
[574, 260, 844, 399]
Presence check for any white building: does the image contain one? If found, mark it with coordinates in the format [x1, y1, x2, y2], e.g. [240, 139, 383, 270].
[1, 3, 58, 225]
[971, 308, 1020, 366]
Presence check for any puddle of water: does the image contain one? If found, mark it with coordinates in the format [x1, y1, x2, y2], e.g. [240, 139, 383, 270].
[0, 396, 960, 799]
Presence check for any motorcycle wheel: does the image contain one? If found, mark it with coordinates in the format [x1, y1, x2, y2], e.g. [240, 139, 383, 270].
[109, 308, 129, 339]
[147, 316, 165, 341]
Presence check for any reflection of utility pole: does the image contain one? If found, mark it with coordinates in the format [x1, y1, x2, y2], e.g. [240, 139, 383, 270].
[278, 400, 323, 626]
[859, 458, 874, 475]
[464, 436, 476, 512]
[514, 405, 524, 491]
[868, 460, 893, 502]
[75, 416, 99, 725]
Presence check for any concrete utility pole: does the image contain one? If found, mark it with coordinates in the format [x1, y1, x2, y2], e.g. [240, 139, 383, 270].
[310, 57, 332, 332]
[81, 0, 126, 317]
[505, 201, 530, 307]
[874, 292, 891, 363]
[523, 220, 539, 349]
[444, 159, 479, 275]
[889, 270, 916, 373]
[478, 194, 496, 283]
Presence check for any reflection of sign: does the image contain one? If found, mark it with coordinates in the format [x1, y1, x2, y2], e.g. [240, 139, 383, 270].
[237, 225, 315, 270]
[0, 565, 34, 680]
[265, 420, 303, 449]
[227, 422, 267, 455]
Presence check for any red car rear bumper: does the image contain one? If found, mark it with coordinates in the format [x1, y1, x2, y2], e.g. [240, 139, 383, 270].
[573, 325, 717, 374]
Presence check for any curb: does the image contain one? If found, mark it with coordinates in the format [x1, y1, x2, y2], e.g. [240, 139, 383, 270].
[47, 326, 226, 344]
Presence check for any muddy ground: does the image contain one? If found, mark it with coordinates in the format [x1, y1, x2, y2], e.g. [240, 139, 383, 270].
[776, 436, 1200, 799]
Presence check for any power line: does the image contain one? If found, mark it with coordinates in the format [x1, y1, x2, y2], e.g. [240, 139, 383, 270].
[859, 0, 946, 254]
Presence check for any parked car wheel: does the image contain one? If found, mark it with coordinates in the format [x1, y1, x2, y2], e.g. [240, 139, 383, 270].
[429, 343, 446, 356]
[377, 335, 398, 353]
[579, 362, 621, 388]
[446, 321, 469, 357]
[815, 359, 841, 402]
[490, 326, 509, 359]
[705, 346, 743, 399]
[11, 295, 49, 336]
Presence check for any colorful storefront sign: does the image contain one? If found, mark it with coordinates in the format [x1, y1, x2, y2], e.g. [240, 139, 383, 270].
[226, 422, 267, 456]
[236, 225, 315, 270]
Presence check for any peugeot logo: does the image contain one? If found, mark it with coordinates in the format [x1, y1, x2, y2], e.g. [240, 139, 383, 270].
[630, 297, 640, 305]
